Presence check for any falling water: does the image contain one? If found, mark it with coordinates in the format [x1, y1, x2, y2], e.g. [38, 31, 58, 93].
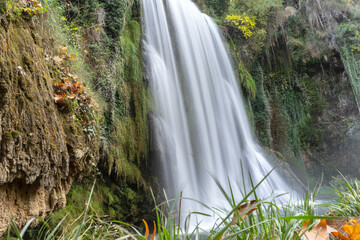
[142, 0, 295, 218]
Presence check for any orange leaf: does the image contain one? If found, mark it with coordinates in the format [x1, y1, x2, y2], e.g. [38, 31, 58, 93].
[73, 82, 81, 88]
[54, 93, 66, 103]
[60, 46, 67, 55]
[150, 221, 156, 240]
[332, 231, 350, 240]
[68, 93, 77, 99]
[344, 224, 355, 236]
[55, 83, 65, 88]
[233, 200, 260, 224]
[301, 220, 332, 240]
[142, 219, 149, 238]
[343, 220, 360, 240]
[351, 225, 360, 240]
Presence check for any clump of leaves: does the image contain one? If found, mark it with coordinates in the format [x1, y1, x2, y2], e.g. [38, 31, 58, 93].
[225, 14, 257, 38]
[53, 46, 76, 68]
[21, 0, 43, 17]
[54, 78, 90, 107]
[53, 46, 91, 108]
[52, 45, 96, 130]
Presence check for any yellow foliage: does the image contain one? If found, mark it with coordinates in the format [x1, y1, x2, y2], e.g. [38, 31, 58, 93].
[225, 14, 256, 38]
[350, 31, 360, 52]
[344, 220, 360, 240]
[332, 219, 360, 240]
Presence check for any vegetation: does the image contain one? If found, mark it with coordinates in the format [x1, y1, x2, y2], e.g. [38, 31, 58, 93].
[196, 0, 360, 184]
[326, 175, 360, 217]
[1, 0, 360, 237]
[2, 0, 44, 18]
[0, 0, 154, 229]
[225, 14, 256, 39]
[336, 23, 360, 111]
[5, 172, 360, 240]
[204, 0, 229, 17]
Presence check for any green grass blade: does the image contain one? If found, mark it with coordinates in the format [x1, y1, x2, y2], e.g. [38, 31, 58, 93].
[212, 167, 276, 238]
[8, 214, 22, 240]
[20, 217, 36, 238]
[45, 214, 68, 240]
[73, 179, 96, 240]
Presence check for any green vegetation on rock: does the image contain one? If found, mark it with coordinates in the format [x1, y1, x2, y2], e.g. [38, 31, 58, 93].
[33, 0, 154, 228]
[199, 0, 360, 183]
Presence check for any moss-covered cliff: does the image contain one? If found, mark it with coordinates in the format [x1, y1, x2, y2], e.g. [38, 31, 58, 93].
[0, 0, 101, 233]
[0, 0, 155, 234]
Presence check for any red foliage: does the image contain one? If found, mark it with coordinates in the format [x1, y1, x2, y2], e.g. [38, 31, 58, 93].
[53, 47, 91, 108]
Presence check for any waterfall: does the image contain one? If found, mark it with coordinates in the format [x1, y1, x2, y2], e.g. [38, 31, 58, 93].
[142, 0, 295, 218]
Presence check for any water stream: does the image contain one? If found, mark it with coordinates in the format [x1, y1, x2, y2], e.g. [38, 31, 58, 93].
[142, 0, 296, 221]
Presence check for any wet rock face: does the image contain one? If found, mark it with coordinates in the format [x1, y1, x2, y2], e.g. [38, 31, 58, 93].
[0, 18, 99, 234]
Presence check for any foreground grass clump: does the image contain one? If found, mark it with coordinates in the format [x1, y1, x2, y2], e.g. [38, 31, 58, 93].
[149, 170, 327, 240]
[324, 174, 360, 218]
[6, 173, 360, 240]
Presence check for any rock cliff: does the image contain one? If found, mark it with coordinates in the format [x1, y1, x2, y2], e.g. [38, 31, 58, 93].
[0, 10, 100, 233]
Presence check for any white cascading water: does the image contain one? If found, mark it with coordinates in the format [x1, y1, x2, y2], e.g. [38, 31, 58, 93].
[142, 0, 295, 221]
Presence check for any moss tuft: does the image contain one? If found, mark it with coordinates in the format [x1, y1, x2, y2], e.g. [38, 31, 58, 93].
[4, 131, 12, 139]
[11, 131, 19, 138]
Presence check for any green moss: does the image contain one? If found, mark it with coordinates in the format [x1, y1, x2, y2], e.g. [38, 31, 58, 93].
[37, 0, 156, 227]
[4, 131, 12, 139]
[106, 18, 149, 184]
[22, 52, 33, 68]
[239, 61, 256, 98]
[337, 23, 360, 111]
[230, 39, 256, 98]
[11, 130, 19, 138]
[250, 64, 271, 147]
[127, 20, 141, 47]
[66, 176, 155, 225]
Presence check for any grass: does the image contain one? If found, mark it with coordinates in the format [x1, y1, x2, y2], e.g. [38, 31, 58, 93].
[145, 169, 345, 240]
[6, 181, 137, 240]
[5, 171, 359, 240]
[323, 173, 360, 217]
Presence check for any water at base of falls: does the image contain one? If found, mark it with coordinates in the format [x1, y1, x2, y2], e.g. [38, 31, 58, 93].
[142, 0, 299, 225]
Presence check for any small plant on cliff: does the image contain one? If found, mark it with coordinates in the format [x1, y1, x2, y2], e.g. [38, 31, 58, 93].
[22, 0, 43, 17]
[54, 78, 90, 107]
[4, 0, 43, 18]
[53, 46, 91, 109]
[52, 46, 99, 135]
[350, 30, 360, 52]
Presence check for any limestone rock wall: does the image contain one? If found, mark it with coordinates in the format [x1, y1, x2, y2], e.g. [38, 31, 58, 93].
[0, 15, 99, 234]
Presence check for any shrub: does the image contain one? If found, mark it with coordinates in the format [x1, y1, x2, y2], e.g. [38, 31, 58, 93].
[225, 14, 257, 38]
